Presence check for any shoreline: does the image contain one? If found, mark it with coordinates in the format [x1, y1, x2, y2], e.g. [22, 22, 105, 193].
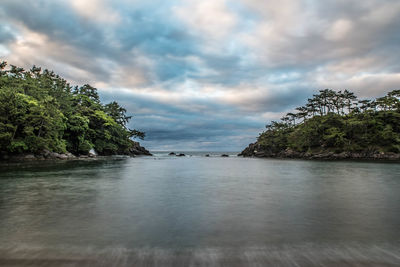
[239, 143, 400, 162]
[0, 154, 152, 164]
[0, 152, 152, 162]
[0, 141, 152, 162]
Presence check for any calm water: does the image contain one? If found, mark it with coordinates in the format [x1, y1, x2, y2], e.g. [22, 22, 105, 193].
[0, 153, 399, 266]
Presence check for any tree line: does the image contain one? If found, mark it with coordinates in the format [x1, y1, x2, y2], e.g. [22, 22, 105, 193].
[0, 62, 145, 156]
[259, 89, 400, 154]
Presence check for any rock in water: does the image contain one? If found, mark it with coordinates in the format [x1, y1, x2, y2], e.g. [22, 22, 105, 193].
[57, 154, 69, 159]
[129, 141, 152, 156]
[238, 143, 260, 157]
[24, 154, 36, 160]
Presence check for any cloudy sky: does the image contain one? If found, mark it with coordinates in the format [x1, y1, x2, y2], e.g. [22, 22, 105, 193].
[1, 0, 400, 151]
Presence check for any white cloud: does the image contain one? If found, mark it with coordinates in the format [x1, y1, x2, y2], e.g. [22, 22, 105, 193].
[174, 0, 236, 39]
[325, 19, 353, 41]
[174, 0, 237, 53]
[69, 0, 120, 23]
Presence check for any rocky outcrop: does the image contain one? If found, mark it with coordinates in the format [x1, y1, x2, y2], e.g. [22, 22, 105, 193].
[238, 143, 274, 157]
[128, 141, 152, 156]
[239, 142, 400, 161]
[0, 142, 152, 162]
[39, 150, 76, 160]
[1, 150, 77, 161]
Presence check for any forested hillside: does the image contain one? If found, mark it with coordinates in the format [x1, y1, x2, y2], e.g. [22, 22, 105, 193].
[0, 62, 149, 159]
[240, 89, 400, 160]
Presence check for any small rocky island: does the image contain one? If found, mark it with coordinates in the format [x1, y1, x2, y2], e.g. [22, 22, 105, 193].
[239, 89, 400, 161]
[0, 62, 151, 161]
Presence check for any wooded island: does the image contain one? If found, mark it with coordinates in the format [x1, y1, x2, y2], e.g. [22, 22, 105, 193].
[0, 62, 150, 160]
[240, 89, 400, 160]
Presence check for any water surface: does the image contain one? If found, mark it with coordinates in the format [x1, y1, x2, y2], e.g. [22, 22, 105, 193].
[0, 153, 399, 265]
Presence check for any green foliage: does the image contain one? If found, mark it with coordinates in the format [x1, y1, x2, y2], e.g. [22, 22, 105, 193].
[0, 61, 145, 156]
[258, 89, 400, 154]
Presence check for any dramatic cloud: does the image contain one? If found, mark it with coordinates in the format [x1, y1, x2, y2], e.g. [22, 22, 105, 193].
[1, 0, 399, 150]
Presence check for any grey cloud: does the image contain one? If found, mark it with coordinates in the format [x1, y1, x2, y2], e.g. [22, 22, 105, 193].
[1, 0, 400, 150]
[99, 90, 265, 150]
[0, 25, 16, 44]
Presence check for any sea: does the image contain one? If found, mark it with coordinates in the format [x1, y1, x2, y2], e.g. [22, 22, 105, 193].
[0, 152, 399, 266]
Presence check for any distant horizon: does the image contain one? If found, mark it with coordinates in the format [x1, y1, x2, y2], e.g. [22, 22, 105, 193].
[1, 0, 400, 150]
[149, 150, 240, 153]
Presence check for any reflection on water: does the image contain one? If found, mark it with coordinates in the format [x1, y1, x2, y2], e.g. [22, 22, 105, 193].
[0, 154, 399, 265]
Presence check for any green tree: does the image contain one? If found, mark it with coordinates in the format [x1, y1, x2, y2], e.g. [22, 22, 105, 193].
[0, 62, 146, 157]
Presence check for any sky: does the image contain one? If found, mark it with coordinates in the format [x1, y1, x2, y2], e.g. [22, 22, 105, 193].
[1, 0, 400, 151]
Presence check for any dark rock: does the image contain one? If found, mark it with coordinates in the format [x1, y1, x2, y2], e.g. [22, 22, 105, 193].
[336, 152, 350, 159]
[65, 152, 76, 158]
[205, 154, 210, 157]
[373, 152, 385, 159]
[129, 141, 152, 156]
[176, 153, 185, 157]
[169, 152, 176, 155]
[240, 140, 400, 161]
[221, 154, 229, 157]
[24, 154, 36, 160]
[238, 143, 258, 157]
[385, 152, 400, 160]
[58, 154, 69, 159]
[355, 153, 365, 159]
[282, 148, 301, 158]
[254, 151, 267, 157]
[46, 152, 69, 159]
[48, 152, 60, 159]
[39, 149, 52, 158]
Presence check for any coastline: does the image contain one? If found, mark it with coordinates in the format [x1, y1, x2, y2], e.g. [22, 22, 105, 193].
[239, 143, 400, 161]
[0, 141, 152, 162]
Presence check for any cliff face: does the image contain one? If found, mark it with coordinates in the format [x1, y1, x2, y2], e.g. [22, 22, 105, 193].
[238, 142, 400, 160]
